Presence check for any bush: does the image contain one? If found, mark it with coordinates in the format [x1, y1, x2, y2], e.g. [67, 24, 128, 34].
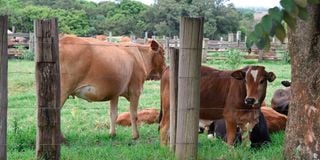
[226, 49, 242, 69]
[15, 45, 34, 61]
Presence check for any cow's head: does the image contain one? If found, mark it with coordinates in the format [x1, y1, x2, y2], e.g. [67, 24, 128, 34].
[271, 80, 291, 115]
[147, 40, 166, 80]
[231, 66, 276, 106]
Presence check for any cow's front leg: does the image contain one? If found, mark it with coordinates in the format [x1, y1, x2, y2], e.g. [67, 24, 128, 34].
[225, 119, 237, 146]
[240, 122, 254, 148]
[129, 95, 140, 140]
[159, 110, 170, 145]
[109, 97, 119, 137]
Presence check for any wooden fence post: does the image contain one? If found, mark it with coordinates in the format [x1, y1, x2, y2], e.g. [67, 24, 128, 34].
[165, 37, 170, 61]
[175, 17, 203, 160]
[144, 32, 148, 43]
[35, 18, 61, 160]
[169, 47, 179, 152]
[258, 50, 263, 62]
[108, 32, 112, 42]
[29, 32, 35, 53]
[0, 15, 8, 160]
[173, 36, 179, 47]
[202, 38, 209, 63]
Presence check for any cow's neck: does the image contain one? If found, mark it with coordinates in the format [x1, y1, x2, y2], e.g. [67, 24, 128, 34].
[137, 46, 153, 78]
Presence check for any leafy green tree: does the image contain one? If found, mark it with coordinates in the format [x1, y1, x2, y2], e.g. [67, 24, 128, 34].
[246, 0, 320, 158]
[238, 8, 255, 38]
[102, 0, 149, 36]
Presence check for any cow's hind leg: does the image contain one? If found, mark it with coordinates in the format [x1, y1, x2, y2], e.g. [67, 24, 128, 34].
[109, 97, 119, 137]
[129, 96, 139, 140]
[160, 122, 169, 146]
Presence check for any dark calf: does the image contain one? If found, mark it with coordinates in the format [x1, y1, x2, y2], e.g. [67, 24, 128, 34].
[206, 110, 271, 148]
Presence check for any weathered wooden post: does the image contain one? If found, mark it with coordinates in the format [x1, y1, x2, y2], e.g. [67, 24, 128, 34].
[144, 32, 148, 43]
[173, 36, 179, 47]
[258, 50, 263, 62]
[29, 32, 35, 53]
[236, 31, 241, 48]
[202, 38, 209, 63]
[228, 33, 234, 42]
[109, 32, 112, 42]
[175, 17, 203, 160]
[0, 15, 8, 160]
[165, 37, 170, 61]
[35, 18, 61, 160]
[12, 26, 15, 33]
[169, 47, 179, 152]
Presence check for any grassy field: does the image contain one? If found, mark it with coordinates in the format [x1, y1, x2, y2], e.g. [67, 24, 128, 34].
[7, 51, 290, 160]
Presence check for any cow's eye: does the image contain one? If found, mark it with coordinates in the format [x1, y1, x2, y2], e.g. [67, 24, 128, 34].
[259, 79, 265, 84]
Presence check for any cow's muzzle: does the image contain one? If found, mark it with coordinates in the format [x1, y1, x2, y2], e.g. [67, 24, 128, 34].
[245, 98, 256, 105]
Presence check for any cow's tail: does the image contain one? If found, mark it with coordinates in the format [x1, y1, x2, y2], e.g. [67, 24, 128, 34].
[158, 81, 164, 132]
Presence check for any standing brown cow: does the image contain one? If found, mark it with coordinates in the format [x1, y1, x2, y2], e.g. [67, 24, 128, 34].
[59, 36, 166, 141]
[159, 65, 276, 145]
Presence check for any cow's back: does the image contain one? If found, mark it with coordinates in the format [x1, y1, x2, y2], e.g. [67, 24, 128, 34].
[59, 36, 138, 101]
[160, 66, 235, 121]
[261, 107, 287, 133]
[199, 66, 235, 120]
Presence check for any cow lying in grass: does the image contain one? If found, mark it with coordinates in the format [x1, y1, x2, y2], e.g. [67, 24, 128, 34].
[271, 80, 291, 115]
[159, 65, 276, 146]
[204, 110, 271, 148]
[199, 103, 287, 148]
[116, 108, 159, 126]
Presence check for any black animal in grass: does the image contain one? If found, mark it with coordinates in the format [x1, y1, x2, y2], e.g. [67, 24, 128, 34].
[200, 111, 271, 148]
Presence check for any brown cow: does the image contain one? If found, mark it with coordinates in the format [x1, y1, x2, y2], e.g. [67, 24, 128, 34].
[116, 108, 159, 126]
[261, 107, 287, 133]
[59, 36, 166, 141]
[159, 65, 276, 145]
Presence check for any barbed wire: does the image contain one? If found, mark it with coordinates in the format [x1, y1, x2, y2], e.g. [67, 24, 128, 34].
[12, 40, 211, 49]
[8, 105, 264, 112]
[1, 140, 228, 147]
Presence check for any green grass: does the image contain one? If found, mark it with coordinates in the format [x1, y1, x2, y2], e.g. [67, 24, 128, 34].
[6, 54, 290, 159]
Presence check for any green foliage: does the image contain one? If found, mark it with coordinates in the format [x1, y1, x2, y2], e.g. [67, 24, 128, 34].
[2, 0, 244, 38]
[247, 0, 320, 50]
[9, 117, 36, 152]
[225, 49, 243, 69]
[15, 45, 34, 61]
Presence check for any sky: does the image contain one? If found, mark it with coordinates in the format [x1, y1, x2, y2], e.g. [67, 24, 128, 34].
[89, 0, 280, 8]
[228, 0, 280, 8]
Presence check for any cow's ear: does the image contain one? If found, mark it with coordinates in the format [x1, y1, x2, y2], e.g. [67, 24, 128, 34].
[231, 70, 246, 80]
[267, 72, 276, 82]
[150, 40, 159, 51]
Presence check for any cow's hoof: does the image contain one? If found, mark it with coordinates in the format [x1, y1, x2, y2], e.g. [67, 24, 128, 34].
[109, 133, 116, 137]
[132, 134, 139, 140]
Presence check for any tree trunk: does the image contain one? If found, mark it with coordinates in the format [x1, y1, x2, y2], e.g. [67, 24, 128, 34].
[284, 4, 320, 159]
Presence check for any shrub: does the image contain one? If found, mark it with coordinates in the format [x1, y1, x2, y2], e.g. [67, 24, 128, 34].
[226, 49, 242, 69]
[15, 45, 34, 61]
